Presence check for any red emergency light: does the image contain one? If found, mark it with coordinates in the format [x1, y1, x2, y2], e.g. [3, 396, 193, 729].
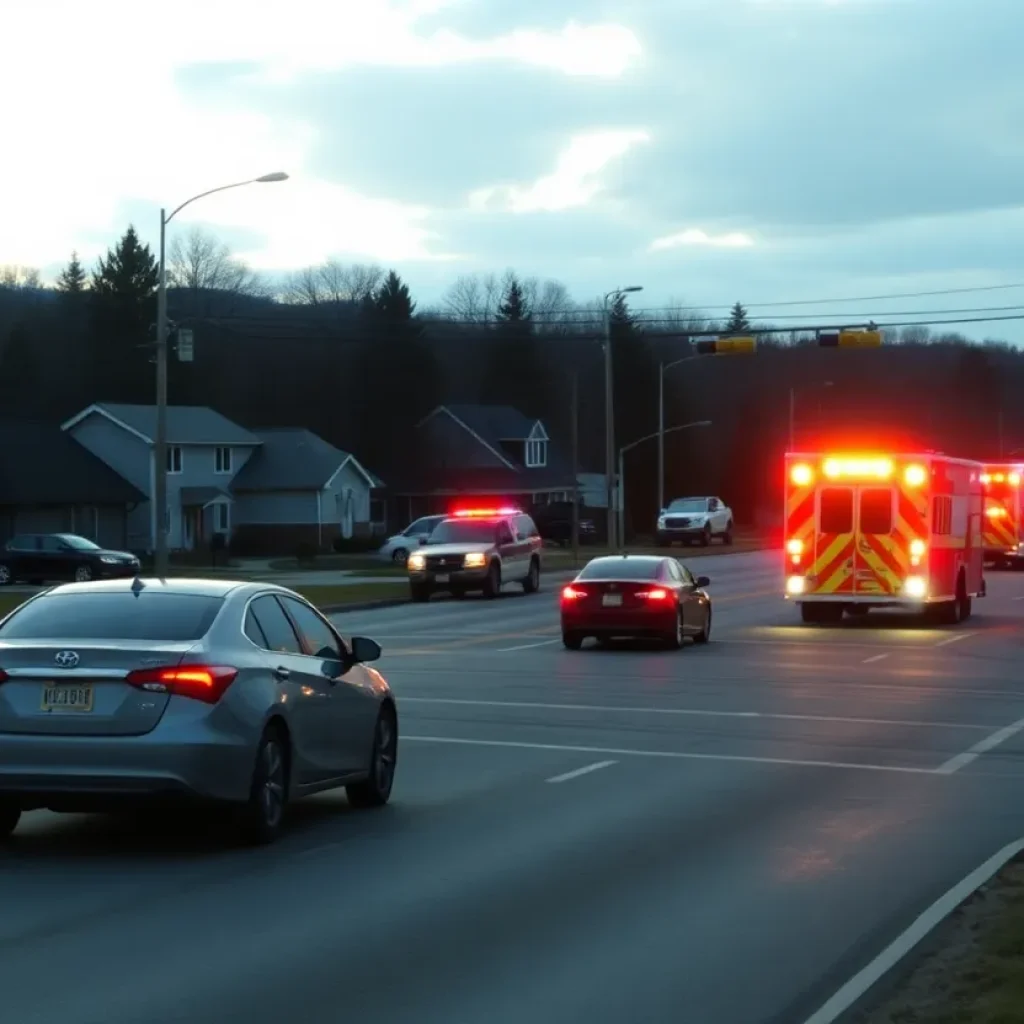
[452, 507, 521, 518]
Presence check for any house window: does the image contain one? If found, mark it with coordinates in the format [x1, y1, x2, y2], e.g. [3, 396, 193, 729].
[215, 502, 230, 532]
[214, 447, 232, 474]
[166, 445, 183, 474]
[525, 439, 547, 468]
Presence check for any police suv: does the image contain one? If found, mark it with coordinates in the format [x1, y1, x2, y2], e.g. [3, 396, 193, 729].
[406, 507, 543, 602]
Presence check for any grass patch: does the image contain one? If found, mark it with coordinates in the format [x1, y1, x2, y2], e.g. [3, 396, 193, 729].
[288, 582, 407, 608]
[859, 860, 1024, 1024]
[0, 593, 31, 617]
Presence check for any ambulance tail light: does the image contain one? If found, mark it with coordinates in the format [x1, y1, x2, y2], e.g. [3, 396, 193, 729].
[1011, 472, 1021, 487]
[986, 506, 1008, 519]
[909, 538, 926, 566]
[786, 538, 804, 566]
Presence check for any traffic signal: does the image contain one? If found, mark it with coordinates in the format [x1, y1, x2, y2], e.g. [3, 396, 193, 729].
[694, 336, 757, 355]
[818, 329, 883, 348]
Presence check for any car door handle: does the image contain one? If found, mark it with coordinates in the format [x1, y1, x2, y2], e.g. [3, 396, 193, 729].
[273, 666, 290, 680]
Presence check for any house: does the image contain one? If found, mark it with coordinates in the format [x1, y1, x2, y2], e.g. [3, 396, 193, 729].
[60, 403, 383, 553]
[230, 428, 381, 550]
[386, 404, 577, 523]
[0, 421, 145, 548]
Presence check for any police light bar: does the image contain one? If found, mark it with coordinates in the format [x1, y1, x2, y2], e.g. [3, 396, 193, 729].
[452, 507, 521, 518]
[822, 457, 894, 480]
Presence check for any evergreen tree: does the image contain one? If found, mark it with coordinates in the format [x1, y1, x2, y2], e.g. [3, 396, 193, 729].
[480, 273, 550, 419]
[88, 226, 160, 401]
[56, 251, 87, 294]
[354, 270, 441, 468]
[725, 301, 751, 333]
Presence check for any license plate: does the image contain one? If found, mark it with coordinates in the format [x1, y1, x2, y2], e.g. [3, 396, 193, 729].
[602, 594, 623, 607]
[435, 573, 450, 583]
[41, 684, 94, 713]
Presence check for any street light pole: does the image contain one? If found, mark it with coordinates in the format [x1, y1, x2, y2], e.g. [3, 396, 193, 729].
[619, 420, 712, 547]
[657, 354, 700, 515]
[603, 285, 642, 552]
[152, 171, 288, 576]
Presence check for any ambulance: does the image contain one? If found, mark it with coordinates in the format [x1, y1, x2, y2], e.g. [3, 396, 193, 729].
[980, 464, 1024, 568]
[784, 452, 985, 625]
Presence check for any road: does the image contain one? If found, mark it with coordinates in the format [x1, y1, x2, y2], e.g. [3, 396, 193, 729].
[3, 549, 1024, 1024]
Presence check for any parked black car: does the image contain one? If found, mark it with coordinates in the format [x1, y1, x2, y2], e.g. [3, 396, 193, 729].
[529, 501, 600, 546]
[0, 533, 140, 586]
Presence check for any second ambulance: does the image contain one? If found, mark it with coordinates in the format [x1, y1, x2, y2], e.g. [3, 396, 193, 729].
[784, 452, 985, 625]
[980, 464, 1024, 569]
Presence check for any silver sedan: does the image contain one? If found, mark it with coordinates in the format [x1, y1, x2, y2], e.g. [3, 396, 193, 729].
[0, 577, 398, 844]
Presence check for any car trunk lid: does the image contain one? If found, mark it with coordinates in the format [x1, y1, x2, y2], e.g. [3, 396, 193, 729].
[0, 641, 194, 736]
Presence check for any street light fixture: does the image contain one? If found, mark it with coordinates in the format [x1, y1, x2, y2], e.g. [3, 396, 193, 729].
[603, 284, 642, 551]
[619, 420, 712, 549]
[152, 171, 289, 576]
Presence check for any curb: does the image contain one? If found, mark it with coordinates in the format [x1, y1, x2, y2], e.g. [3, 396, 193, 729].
[800, 838, 1024, 1024]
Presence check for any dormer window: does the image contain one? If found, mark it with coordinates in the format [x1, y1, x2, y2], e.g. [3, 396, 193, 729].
[525, 438, 547, 467]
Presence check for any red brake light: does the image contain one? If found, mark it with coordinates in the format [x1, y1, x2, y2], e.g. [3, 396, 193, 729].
[125, 664, 238, 704]
[561, 586, 586, 601]
[638, 588, 670, 601]
[0, 669, 8, 684]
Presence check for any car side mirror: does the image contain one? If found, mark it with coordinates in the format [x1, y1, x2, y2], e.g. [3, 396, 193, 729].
[696, 575, 710, 588]
[350, 636, 381, 663]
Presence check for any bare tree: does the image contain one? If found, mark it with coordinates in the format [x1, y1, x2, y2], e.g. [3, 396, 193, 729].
[168, 228, 264, 295]
[282, 259, 384, 305]
[0, 265, 41, 289]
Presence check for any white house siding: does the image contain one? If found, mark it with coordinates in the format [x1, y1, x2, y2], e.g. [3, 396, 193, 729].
[324, 462, 372, 538]
[165, 444, 257, 548]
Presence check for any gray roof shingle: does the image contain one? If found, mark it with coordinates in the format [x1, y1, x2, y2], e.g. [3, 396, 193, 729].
[230, 428, 377, 492]
[80, 403, 260, 446]
[443, 404, 539, 444]
[0, 422, 145, 505]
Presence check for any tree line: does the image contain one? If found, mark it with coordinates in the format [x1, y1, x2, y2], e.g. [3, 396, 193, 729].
[0, 227, 1019, 536]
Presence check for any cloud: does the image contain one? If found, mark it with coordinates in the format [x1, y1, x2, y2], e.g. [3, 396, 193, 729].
[469, 130, 650, 213]
[650, 229, 756, 251]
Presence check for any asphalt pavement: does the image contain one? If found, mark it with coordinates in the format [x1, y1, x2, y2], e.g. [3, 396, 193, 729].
[4, 548, 1024, 1024]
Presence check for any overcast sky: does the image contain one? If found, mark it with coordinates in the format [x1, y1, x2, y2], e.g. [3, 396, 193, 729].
[4, 0, 1023, 340]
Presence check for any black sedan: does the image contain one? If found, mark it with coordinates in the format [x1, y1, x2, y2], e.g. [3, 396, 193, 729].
[560, 554, 712, 650]
[0, 534, 140, 586]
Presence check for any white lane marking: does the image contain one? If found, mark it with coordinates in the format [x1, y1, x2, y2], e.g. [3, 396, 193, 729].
[546, 760, 617, 784]
[861, 653, 889, 664]
[934, 631, 976, 647]
[496, 638, 561, 652]
[935, 714, 1024, 774]
[800, 837, 1024, 1024]
[1014, 596, 1024, 601]
[402, 735, 938, 774]
[400, 697, 994, 731]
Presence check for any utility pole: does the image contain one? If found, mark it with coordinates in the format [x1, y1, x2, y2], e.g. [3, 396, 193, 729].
[570, 369, 580, 568]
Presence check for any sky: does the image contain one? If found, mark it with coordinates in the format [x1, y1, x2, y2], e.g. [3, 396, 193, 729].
[4, 0, 1024, 340]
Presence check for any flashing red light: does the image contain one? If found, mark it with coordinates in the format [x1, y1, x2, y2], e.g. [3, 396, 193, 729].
[452, 507, 521, 518]
[125, 664, 238, 705]
[561, 585, 586, 601]
[638, 588, 670, 601]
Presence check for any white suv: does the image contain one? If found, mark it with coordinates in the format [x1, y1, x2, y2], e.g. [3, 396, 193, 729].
[656, 496, 733, 546]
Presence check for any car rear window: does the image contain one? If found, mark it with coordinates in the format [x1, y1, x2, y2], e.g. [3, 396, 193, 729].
[577, 558, 662, 580]
[429, 520, 497, 544]
[0, 592, 225, 641]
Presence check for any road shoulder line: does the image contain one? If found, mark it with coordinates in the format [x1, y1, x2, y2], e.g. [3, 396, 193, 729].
[799, 838, 1024, 1024]
[934, 714, 1024, 774]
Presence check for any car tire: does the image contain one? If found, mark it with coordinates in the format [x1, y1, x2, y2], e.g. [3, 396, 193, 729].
[239, 726, 289, 845]
[723, 522, 734, 545]
[0, 564, 11, 586]
[410, 584, 432, 603]
[0, 802, 21, 841]
[700, 526, 711, 547]
[74, 565, 93, 583]
[392, 548, 409, 564]
[347, 705, 398, 809]
[665, 609, 685, 649]
[693, 609, 711, 644]
[562, 631, 583, 650]
[482, 562, 501, 599]
[522, 558, 540, 594]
